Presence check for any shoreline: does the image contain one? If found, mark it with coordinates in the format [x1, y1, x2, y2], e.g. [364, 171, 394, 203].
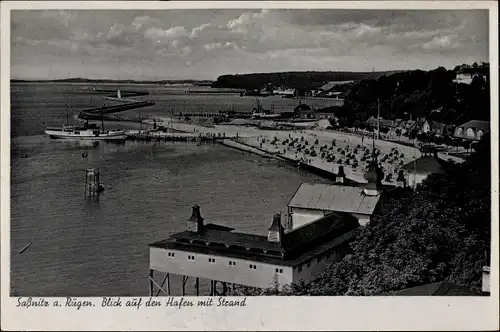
[159, 118, 423, 185]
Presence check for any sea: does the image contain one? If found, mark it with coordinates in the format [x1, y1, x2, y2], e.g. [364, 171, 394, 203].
[9, 83, 332, 296]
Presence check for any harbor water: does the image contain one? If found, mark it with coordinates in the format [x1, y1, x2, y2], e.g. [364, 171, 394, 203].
[10, 83, 330, 296]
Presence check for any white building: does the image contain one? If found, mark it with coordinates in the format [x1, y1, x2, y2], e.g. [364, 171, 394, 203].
[287, 183, 382, 228]
[286, 152, 386, 228]
[149, 205, 360, 295]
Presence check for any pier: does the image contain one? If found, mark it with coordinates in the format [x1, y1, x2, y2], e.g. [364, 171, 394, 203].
[125, 130, 231, 142]
[176, 111, 253, 118]
[78, 100, 155, 117]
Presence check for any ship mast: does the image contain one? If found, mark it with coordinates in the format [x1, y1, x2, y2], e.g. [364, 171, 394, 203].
[377, 98, 380, 140]
[65, 104, 69, 126]
[101, 104, 105, 133]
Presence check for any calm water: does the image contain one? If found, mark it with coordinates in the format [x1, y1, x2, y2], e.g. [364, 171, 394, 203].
[10, 82, 335, 138]
[10, 83, 329, 296]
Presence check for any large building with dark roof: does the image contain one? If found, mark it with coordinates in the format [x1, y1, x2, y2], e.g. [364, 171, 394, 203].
[149, 204, 360, 294]
[454, 120, 490, 141]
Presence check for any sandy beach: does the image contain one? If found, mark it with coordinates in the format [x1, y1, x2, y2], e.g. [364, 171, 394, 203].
[151, 117, 426, 185]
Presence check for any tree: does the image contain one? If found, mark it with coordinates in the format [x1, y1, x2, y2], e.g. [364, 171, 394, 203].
[395, 128, 402, 140]
[462, 140, 471, 155]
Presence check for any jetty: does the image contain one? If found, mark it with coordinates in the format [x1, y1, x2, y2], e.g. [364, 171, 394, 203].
[125, 130, 230, 142]
[176, 111, 253, 118]
[78, 100, 155, 115]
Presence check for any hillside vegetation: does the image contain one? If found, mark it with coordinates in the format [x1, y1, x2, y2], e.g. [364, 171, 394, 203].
[211, 70, 402, 91]
[332, 63, 490, 126]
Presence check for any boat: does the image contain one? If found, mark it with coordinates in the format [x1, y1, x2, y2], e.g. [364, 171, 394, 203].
[251, 112, 281, 119]
[45, 123, 127, 141]
[251, 99, 281, 119]
[45, 105, 127, 141]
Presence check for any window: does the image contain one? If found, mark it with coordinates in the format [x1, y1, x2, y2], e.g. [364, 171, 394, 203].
[188, 255, 195, 260]
[275, 268, 283, 273]
[249, 264, 256, 269]
[208, 258, 216, 263]
[168, 252, 175, 257]
[229, 261, 237, 266]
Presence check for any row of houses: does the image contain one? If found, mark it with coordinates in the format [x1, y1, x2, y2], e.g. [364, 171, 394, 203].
[365, 117, 490, 141]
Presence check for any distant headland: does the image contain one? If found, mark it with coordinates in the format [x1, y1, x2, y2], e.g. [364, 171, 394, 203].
[10, 77, 214, 86]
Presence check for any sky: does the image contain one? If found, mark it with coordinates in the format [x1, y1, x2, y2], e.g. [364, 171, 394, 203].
[11, 9, 489, 80]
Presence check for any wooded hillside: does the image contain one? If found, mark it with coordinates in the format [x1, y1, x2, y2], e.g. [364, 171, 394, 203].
[211, 71, 401, 90]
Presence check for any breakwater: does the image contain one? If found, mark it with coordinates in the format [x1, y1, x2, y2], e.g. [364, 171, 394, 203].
[79, 101, 156, 115]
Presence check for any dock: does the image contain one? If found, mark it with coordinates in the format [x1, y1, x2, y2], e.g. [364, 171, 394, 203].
[176, 111, 253, 118]
[125, 130, 232, 142]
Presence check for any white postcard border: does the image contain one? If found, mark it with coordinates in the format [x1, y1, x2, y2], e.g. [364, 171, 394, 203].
[1, 1, 498, 331]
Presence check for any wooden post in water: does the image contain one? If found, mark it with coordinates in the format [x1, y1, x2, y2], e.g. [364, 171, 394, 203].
[167, 273, 171, 295]
[182, 275, 188, 296]
[84, 168, 101, 198]
[156, 273, 169, 296]
[209, 280, 214, 296]
[149, 270, 154, 296]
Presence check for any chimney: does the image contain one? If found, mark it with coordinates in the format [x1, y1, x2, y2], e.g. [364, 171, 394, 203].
[268, 213, 284, 243]
[396, 170, 406, 188]
[187, 204, 204, 233]
[336, 166, 346, 184]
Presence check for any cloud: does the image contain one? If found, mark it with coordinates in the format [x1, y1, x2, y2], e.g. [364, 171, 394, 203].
[191, 23, 212, 38]
[204, 42, 239, 52]
[144, 26, 190, 41]
[39, 10, 74, 27]
[10, 9, 489, 80]
[422, 35, 460, 50]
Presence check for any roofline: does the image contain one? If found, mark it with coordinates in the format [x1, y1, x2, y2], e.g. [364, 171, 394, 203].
[288, 182, 308, 207]
[149, 227, 360, 266]
[288, 204, 375, 216]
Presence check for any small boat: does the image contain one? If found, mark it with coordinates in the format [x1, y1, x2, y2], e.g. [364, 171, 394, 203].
[45, 105, 127, 141]
[45, 124, 127, 141]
